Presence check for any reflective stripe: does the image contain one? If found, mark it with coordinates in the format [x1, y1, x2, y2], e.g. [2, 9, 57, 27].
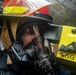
[3, 6, 29, 14]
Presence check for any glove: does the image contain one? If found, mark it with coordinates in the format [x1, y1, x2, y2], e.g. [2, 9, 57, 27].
[9, 42, 31, 63]
[8, 41, 39, 65]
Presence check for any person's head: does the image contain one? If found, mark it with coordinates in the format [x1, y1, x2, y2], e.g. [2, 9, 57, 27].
[16, 12, 53, 47]
[17, 22, 45, 47]
[20, 25, 40, 47]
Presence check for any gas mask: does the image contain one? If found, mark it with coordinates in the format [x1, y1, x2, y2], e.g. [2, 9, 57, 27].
[8, 12, 59, 74]
[8, 25, 58, 74]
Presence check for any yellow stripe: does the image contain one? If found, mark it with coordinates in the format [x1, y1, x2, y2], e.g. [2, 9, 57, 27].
[3, 6, 29, 14]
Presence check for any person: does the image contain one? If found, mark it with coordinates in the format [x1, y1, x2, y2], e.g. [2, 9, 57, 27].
[0, 12, 72, 75]
[0, 12, 59, 75]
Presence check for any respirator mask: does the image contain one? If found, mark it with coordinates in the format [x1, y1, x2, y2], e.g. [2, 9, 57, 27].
[8, 12, 59, 74]
[9, 25, 58, 74]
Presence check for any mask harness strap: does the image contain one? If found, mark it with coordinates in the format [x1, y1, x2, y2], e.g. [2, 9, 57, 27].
[6, 19, 15, 44]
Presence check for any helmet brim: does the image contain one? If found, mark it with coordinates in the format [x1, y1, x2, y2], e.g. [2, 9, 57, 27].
[21, 16, 53, 24]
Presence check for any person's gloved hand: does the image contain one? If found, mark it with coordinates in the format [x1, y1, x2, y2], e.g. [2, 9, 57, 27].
[8, 41, 39, 66]
[9, 41, 31, 63]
